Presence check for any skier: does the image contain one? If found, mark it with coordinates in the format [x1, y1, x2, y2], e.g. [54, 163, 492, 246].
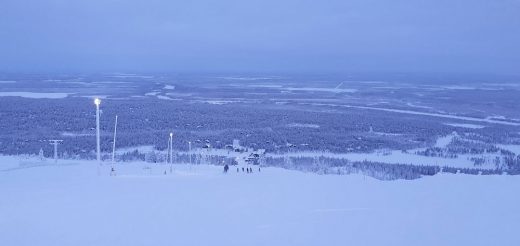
[110, 167, 116, 176]
[242, 167, 245, 172]
[258, 167, 261, 172]
[224, 164, 229, 173]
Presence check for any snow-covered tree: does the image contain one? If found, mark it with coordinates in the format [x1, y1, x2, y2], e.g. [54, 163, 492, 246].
[145, 151, 157, 163]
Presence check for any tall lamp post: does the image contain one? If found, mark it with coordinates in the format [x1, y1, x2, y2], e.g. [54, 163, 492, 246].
[94, 98, 101, 164]
[188, 141, 192, 165]
[169, 133, 173, 163]
[169, 132, 173, 173]
[112, 115, 118, 165]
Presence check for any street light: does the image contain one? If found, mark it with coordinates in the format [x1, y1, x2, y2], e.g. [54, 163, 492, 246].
[94, 98, 101, 165]
[188, 141, 192, 165]
[169, 132, 173, 173]
[188, 141, 193, 172]
[169, 132, 173, 164]
[112, 115, 118, 165]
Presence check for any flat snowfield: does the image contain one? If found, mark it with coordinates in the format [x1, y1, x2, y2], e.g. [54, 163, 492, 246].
[1, 161, 519, 246]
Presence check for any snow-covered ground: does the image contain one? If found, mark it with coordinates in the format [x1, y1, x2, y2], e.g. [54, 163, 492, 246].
[268, 150, 491, 168]
[497, 144, 520, 155]
[302, 102, 520, 126]
[284, 87, 358, 93]
[1, 157, 518, 246]
[115, 145, 156, 154]
[266, 133, 509, 169]
[444, 123, 486, 129]
[163, 85, 176, 90]
[0, 92, 70, 99]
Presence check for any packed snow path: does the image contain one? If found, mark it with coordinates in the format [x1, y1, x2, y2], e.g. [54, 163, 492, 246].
[0, 160, 518, 246]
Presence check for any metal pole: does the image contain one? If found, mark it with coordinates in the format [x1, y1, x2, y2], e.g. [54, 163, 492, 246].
[54, 141, 58, 163]
[167, 135, 171, 164]
[112, 115, 118, 164]
[95, 100, 101, 164]
[169, 133, 173, 173]
[169, 133, 173, 164]
[94, 98, 101, 175]
[188, 141, 192, 165]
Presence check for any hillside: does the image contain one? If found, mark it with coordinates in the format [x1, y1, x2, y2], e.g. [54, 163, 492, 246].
[1, 157, 518, 246]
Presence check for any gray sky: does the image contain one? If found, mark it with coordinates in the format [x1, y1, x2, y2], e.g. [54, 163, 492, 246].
[1, 0, 519, 75]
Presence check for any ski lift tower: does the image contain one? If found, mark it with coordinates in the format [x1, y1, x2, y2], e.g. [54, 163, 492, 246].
[48, 140, 63, 163]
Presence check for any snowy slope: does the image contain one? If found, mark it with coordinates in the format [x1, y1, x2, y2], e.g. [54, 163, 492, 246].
[0, 158, 519, 246]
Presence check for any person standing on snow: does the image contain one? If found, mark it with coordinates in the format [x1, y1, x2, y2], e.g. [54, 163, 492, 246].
[110, 167, 116, 176]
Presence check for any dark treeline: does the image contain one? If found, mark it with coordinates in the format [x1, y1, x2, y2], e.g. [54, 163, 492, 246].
[263, 156, 516, 180]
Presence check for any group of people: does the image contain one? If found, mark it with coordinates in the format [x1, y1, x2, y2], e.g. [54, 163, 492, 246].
[239, 167, 258, 173]
[223, 164, 260, 174]
[111, 165, 259, 175]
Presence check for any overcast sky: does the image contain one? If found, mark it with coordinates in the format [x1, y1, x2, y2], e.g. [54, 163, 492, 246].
[1, 0, 519, 75]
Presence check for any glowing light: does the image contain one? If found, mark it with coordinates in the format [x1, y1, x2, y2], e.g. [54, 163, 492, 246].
[94, 98, 101, 105]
